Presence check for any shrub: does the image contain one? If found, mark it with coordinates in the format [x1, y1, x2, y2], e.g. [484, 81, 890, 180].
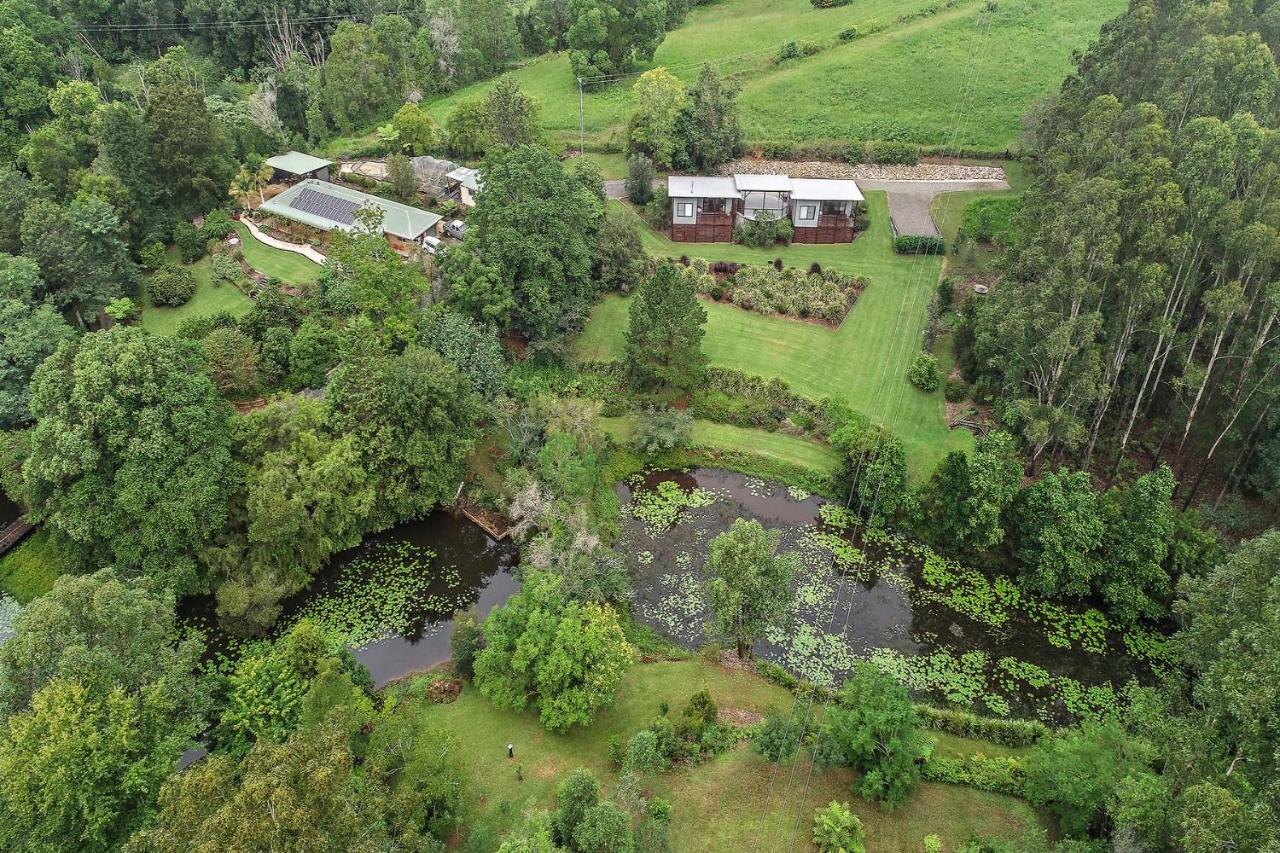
[574, 801, 635, 853]
[776, 40, 823, 61]
[937, 276, 955, 307]
[642, 185, 671, 230]
[148, 265, 197, 306]
[962, 196, 1021, 243]
[630, 407, 693, 455]
[626, 154, 656, 206]
[838, 26, 858, 40]
[894, 235, 945, 254]
[201, 209, 234, 241]
[755, 708, 804, 764]
[211, 254, 242, 284]
[908, 352, 941, 392]
[944, 377, 969, 403]
[140, 242, 167, 271]
[924, 835, 943, 853]
[677, 690, 717, 741]
[733, 212, 794, 248]
[551, 768, 600, 846]
[761, 141, 794, 159]
[622, 729, 664, 773]
[922, 753, 1026, 797]
[812, 801, 865, 853]
[865, 140, 919, 165]
[811, 0, 854, 8]
[173, 220, 206, 263]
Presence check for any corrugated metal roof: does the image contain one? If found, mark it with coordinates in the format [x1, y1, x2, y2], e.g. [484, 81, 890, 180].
[447, 166, 481, 192]
[259, 179, 441, 240]
[789, 178, 864, 201]
[265, 151, 333, 175]
[667, 175, 742, 198]
[733, 174, 792, 192]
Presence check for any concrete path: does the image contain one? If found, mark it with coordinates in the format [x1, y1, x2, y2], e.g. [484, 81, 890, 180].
[605, 177, 1010, 236]
[857, 178, 1009, 237]
[240, 216, 328, 264]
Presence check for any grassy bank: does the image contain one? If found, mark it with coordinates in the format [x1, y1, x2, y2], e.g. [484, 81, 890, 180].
[576, 192, 971, 481]
[404, 659, 1042, 849]
[601, 416, 841, 475]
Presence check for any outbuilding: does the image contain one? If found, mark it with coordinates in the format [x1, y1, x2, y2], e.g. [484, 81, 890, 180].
[265, 151, 334, 183]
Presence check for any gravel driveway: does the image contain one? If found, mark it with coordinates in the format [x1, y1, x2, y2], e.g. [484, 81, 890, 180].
[858, 178, 1010, 237]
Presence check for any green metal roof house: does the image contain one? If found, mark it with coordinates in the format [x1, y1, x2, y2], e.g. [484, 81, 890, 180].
[258, 179, 442, 247]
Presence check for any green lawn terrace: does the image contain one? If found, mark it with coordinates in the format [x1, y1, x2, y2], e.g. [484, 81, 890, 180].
[402, 659, 1043, 849]
[577, 192, 971, 481]
[139, 223, 321, 335]
[423, 0, 1124, 152]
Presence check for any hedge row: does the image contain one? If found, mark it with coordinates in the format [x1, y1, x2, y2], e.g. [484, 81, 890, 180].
[915, 705, 1049, 747]
[894, 235, 946, 255]
[922, 753, 1027, 797]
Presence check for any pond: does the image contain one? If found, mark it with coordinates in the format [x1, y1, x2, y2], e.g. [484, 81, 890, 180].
[185, 511, 520, 687]
[618, 468, 1160, 723]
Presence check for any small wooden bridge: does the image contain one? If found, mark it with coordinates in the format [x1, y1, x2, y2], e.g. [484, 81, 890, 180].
[0, 516, 34, 556]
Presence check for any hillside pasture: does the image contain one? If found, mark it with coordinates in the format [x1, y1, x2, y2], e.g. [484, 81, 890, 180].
[424, 0, 1123, 151]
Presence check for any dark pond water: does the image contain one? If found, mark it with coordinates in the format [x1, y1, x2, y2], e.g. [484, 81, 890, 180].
[183, 511, 520, 687]
[618, 468, 1148, 722]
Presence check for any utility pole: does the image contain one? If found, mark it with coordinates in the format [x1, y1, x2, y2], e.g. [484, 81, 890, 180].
[576, 77, 585, 154]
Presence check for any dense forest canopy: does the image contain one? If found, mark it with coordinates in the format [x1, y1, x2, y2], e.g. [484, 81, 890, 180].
[962, 0, 1280, 511]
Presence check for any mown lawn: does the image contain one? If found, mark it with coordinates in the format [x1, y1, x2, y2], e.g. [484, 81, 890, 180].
[423, 0, 1120, 151]
[576, 193, 972, 481]
[231, 222, 321, 285]
[140, 256, 253, 336]
[406, 660, 1042, 850]
[601, 416, 841, 474]
[0, 530, 73, 603]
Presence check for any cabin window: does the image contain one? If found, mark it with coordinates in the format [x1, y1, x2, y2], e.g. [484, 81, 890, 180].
[677, 202, 694, 218]
[798, 204, 817, 221]
[701, 197, 726, 214]
[821, 200, 846, 216]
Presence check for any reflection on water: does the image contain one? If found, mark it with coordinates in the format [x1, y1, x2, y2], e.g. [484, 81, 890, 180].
[183, 511, 520, 687]
[620, 468, 1143, 722]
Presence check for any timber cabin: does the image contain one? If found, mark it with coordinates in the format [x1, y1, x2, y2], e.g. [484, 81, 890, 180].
[667, 174, 863, 243]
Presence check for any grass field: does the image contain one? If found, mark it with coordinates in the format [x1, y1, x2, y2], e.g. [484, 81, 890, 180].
[601, 416, 841, 474]
[231, 222, 321, 285]
[576, 192, 972, 480]
[424, 0, 1122, 151]
[140, 256, 253, 336]
[406, 660, 1041, 849]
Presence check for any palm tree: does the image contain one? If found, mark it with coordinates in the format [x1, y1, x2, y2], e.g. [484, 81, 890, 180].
[229, 167, 255, 209]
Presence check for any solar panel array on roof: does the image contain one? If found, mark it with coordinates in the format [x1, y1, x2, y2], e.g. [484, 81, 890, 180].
[290, 187, 361, 226]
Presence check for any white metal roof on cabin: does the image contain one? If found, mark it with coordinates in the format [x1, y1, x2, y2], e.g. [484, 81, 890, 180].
[732, 174, 792, 192]
[667, 175, 742, 198]
[789, 178, 864, 202]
